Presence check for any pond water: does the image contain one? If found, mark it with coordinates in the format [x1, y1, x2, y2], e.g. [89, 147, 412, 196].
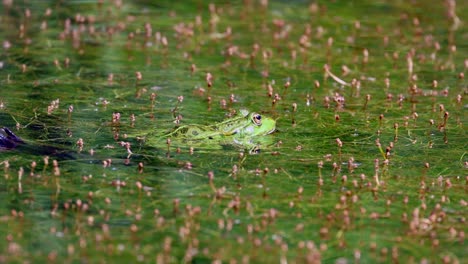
[0, 0, 466, 263]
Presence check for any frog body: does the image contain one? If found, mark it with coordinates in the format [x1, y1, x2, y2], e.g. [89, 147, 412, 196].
[144, 110, 276, 153]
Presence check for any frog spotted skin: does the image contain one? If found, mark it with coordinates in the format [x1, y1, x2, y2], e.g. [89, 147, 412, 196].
[167, 111, 276, 140]
[168, 110, 276, 140]
[145, 110, 276, 152]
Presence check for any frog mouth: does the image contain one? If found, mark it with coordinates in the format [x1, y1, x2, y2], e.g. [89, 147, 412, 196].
[265, 127, 276, 135]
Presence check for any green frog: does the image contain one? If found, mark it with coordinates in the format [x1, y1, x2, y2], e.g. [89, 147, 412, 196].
[143, 109, 276, 153]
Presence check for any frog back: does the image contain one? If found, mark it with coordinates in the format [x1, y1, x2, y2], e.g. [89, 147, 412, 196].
[169, 125, 220, 140]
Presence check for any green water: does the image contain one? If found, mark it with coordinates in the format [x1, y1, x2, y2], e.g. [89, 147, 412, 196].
[0, 0, 466, 263]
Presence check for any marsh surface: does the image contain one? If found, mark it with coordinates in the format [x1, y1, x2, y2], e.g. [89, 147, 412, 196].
[0, 0, 466, 263]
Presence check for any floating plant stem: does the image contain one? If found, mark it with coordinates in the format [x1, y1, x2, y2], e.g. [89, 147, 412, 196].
[318, 161, 323, 181]
[18, 167, 23, 194]
[455, 94, 462, 126]
[166, 138, 171, 158]
[67, 105, 73, 124]
[313, 80, 320, 102]
[130, 114, 135, 128]
[1, 160, 10, 180]
[42, 156, 49, 176]
[430, 80, 438, 112]
[262, 167, 269, 198]
[190, 63, 196, 76]
[324, 65, 350, 86]
[439, 111, 449, 131]
[422, 163, 430, 183]
[393, 123, 399, 142]
[107, 73, 114, 86]
[135, 71, 142, 98]
[271, 93, 280, 111]
[237, 151, 245, 167]
[384, 77, 390, 94]
[281, 79, 290, 101]
[150, 93, 156, 119]
[317, 161, 324, 196]
[138, 162, 144, 174]
[374, 158, 380, 186]
[206, 72, 213, 97]
[120, 141, 132, 159]
[428, 119, 435, 148]
[363, 94, 371, 111]
[375, 138, 386, 160]
[76, 138, 83, 153]
[172, 198, 179, 216]
[208, 171, 216, 193]
[336, 138, 343, 162]
[171, 96, 184, 118]
[291, 103, 297, 126]
[30, 161, 36, 177]
[382, 159, 389, 181]
[331, 162, 339, 183]
[379, 114, 384, 129]
[53, 160, 61, 200]
[406, 52, 413, 78]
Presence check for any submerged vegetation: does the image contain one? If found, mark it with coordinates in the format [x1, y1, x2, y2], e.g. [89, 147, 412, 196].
[0, 0, 466, 263]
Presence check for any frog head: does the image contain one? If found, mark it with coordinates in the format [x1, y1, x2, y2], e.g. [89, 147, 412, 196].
[234, 112, 276, 138]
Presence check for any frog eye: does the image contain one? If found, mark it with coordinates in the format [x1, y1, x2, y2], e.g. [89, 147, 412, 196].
[252, 113, 262, 126]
